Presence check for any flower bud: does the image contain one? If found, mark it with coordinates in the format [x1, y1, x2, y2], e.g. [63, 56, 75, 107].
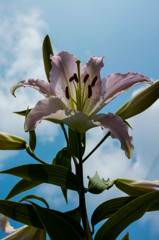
[116, 80, 159, 119]
[115, 178, 159, 196]
[0, 132, 26, 150]
[87, 172, 110, 194]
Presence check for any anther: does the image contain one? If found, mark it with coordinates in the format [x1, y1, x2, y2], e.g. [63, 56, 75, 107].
[91, 76, 98, 87]
[65, 86, 69, 99]
[88, 85, 92, 98]
[83, 74, 89, 83]
[69, 73, 78, 83]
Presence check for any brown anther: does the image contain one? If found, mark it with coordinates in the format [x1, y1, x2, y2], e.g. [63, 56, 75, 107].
[69, 73, 78, 83]
[91, 76, 98, 87]
[65, 86, 69, 99]
[74, 73, 78, 82]
[88, 85, 92, 98]
[83, 74, 89, 83]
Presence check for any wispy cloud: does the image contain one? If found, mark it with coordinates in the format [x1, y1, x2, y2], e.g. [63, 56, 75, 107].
[0, 8, 59, 142]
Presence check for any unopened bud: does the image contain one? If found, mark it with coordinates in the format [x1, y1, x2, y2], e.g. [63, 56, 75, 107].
[0, 132, 26, 150]
[115, 178, 159, 196]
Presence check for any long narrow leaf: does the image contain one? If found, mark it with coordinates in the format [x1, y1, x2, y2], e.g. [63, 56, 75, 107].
[53, 148, 72, 202]
[94, 191, 159, 240]
[42, 35, 54, 82]
[31, 202, 85, 240]
[0, 200, 43, 228]
[19, 194, 49, 209]
[91, 195, 159, 227]
[6, 179, 41, 200]
[1, 164, 79, 191]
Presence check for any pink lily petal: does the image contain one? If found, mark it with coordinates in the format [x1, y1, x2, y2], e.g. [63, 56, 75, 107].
[0, 215, 15, 234]
[103, 72, 152, 105]
[50, 51, 78, 107]
[94, 72, 152, 114]
[94, 113, 134, 158]
[82, 56, 105, 115]
[10, 79, 52, 97]
[25, 96, 98, 133]
[24, 96, 67, 131]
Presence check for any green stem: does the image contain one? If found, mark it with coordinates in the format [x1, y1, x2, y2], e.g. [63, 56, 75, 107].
[25, 145, 47, 164]
[76, 133, 93, 240]
[82, 131, 111, 163]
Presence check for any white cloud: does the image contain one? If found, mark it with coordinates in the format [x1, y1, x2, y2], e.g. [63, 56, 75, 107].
[0, 8, 59, 142]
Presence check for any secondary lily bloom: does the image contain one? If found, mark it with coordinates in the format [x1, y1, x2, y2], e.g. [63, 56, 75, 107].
[115, 178, 159, 196]
[11, 51, 151, 158]
[0, 215, 46, 240]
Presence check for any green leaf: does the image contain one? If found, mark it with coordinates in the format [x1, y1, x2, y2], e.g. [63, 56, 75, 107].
[87, 172, 109, 194]
[91, 195, 159, 227]
[19, 194, 49, 209]
[94, 191, 159, 240]
[29, 130, 36, 152]
[91, 196, 135, 226]
[5, 179, 41, 200]
[0, 200, 43, 228]
[31, 202, 85, 240]
[42, 34, 54, 82]
[53, 148, 72, 202]
[14, 109, 32, 116]
[1, 164, 79, 191]
[122, 232, 129, 240]
[65, 207, 81, 224]
[68, 128, 86, 159]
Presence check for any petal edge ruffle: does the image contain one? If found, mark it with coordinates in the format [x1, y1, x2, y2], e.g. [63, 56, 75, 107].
[94, 113, 134, 158]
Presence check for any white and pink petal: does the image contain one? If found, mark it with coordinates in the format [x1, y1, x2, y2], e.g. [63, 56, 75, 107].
[24, 96, 99, 133]
[49, 51, 78, 107]
[103, 72, 152, 105]
[10, 79, 52, 97]
[0, 215, 15, 234]
[82, 56, 104, 115]
[94, 113, 134, 158]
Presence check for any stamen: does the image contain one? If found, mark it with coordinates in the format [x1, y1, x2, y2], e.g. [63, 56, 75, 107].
[69, 73, 78, 82]
[83, 74, 89, 83]
[65, 86, 69, 99]
[74, 73, 78, 83]
[88, 85, 92, 98]
[91, 76, 98, 87]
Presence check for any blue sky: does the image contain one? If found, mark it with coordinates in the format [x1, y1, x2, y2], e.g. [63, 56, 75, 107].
[0, 0, 159, 239]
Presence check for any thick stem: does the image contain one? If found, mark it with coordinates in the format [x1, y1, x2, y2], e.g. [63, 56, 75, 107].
[76, 133, 93, 240]
[76, 162, 93, 240]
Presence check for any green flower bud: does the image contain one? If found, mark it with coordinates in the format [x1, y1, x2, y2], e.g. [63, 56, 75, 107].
[115, 178, 159, 196]
[0, 132, 26, 150]
[116, 80, 159, 119]
[87, 172, 110, 194]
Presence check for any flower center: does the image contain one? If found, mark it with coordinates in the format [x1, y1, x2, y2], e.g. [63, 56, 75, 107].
[65, 60, 98, 112]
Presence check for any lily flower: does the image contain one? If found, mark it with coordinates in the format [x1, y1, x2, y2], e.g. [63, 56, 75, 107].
[0, 215, 46, 240]
[11, 51, 151, 158]
[115, 178, 159, 196]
